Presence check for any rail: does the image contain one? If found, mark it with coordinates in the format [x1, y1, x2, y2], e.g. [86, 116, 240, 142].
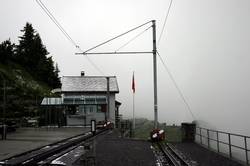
[195, 126, 250, 165]
[0, 128, 109, 165]
[157, 142, 191, 166]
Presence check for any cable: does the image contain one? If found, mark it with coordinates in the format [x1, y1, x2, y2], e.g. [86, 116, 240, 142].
[157, 51, 196, 120]
[115, 25, 152, 52]
[157, 0, 173, 46]
[82, 20, 153, 53]
[36, 0, 78, 47]
[156, 0, 194, 119]
[77, 47, 105, 75]
[35, 0, 105, 75]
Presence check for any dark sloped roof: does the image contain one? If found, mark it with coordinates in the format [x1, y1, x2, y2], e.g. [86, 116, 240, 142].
[61, 76, 119, 93]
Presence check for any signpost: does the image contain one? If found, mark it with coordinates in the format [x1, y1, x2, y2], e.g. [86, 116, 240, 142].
[91, 120, 96, 135]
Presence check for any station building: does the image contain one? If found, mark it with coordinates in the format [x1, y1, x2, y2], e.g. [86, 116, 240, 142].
[40, 72, 121, 127]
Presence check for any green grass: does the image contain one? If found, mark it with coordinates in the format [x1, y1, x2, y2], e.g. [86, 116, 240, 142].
[0, 62, 51, 96]
[165, 126, 182, 142]
[133, 118, 182, 142]
[0, 62, 52, 119]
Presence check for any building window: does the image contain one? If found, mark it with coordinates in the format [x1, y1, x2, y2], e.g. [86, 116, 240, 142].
[85, 98, 95, 104]
[89, 106, 93, 113]
[97, 105, 102, 113]
[84, 105, 95, 114]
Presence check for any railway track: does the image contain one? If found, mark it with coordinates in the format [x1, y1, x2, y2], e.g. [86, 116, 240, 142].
[0, 128, 109, 166]
[157, 142, 191, 166]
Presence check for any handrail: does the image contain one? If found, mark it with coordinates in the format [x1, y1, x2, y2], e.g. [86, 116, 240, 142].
[198, 127, 250, 138]
[195, 126, 249, 165]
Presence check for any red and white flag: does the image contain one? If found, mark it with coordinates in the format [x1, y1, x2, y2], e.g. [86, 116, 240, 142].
[132, 72, 135, 93]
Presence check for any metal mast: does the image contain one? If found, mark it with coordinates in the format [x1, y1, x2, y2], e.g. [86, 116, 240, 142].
[76, 20, 158, 129]
[152, 20, 158, 129]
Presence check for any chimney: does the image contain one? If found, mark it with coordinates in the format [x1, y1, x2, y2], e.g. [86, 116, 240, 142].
[81, 71, 85, 76]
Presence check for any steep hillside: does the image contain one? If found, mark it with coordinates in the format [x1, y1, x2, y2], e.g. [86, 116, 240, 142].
[0, 22, 61, 119]
[0, 62, 52, 118]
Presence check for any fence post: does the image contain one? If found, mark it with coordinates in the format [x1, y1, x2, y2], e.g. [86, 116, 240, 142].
[200, 128, 202, 145]
[228, 133, 232, 159]
[207, 129, 210, 149]
[244, 136, 248, 165]
[217, 131, 219, 153]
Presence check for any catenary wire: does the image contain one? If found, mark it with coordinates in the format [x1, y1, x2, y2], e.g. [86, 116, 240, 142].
[157, 0, 173, 46]
[36, 0, 194, 121]
[115, 25, 152, 52]
[36, 0, 78, 47]
[157, 51, 196, 120]
[77, 47, 105, 75]
[82, 20, 153, 53]
[35, 0, 104, 75]
[156, 0, 195, 119]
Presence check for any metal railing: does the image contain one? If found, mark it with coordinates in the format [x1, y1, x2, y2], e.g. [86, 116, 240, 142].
[195, 127, 250, 165]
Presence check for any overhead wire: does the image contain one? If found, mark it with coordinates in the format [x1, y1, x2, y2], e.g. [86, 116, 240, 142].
[36, 0, 78, 47]
[77, 47, 105, 75]
[156, 0, 196, 119]
[115, 25, 152, 52]
[35, 0, 104, 75]
[157, 0, 173, 46]
[82, 20, 153, 53]
[36, 0, 195, 121]
[157, 51, 196, 120]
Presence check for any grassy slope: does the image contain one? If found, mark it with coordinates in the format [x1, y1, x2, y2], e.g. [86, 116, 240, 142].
[0, 62, 52, 119]
[0, 62, 50, 95]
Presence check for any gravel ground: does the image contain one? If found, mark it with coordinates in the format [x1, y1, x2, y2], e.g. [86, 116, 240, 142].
[95, 130, 156, 166]
[173, 142, 243, 166]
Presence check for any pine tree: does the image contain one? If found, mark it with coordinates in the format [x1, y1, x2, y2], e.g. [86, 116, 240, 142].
[54, 63, 61, 88]
[0, 39, 15, 63]
[16, 23, 36, 67]
[16, 22, 61, 88]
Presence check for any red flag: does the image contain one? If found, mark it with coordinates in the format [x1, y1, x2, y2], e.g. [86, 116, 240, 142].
[132, 72, 135, 93]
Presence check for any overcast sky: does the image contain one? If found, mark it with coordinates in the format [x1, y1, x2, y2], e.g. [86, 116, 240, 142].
[1, 0, 250, 135]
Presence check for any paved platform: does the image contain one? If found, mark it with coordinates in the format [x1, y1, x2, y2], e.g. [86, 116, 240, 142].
[0, 127, 89, 160]
[174, 142, 243, 166]
[94, 130, 156, 166]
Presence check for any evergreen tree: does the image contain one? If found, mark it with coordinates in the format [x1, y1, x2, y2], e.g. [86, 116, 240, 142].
[0, 39, 15, 63]
[16, 22, 61, 88]
[16, 23, 36, 67]
[54, 63, 61, 88]
[0, 22, 62, 119]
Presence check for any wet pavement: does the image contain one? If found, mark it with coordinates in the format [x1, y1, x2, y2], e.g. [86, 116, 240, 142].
[0, 127, 89, 160]
[1, 128, 241, 166]
[92, 130, 156, 166]
[174, 142, 243, 166]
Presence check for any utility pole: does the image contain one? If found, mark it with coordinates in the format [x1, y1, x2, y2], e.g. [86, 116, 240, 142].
[152, 20, 158, 129]
[76, 20, 159, 129]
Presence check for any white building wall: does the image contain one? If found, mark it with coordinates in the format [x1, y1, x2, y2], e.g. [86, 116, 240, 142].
[108, 94, 116, 124]
[63, 92, 117, 126]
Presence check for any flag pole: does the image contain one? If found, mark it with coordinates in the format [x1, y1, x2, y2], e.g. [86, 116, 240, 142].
[133, 87, 135, 130]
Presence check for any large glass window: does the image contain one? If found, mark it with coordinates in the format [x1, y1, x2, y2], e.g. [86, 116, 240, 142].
[96, 97, 107, 104]
[85, 98, 95, 104]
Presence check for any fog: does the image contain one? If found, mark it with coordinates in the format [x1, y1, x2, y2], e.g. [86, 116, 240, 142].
[1, 0, 250, 136]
